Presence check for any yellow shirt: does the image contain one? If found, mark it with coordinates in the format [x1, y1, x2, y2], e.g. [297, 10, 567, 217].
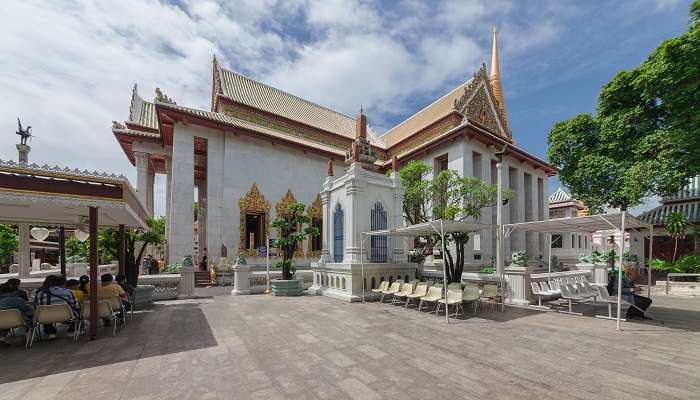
[97, 283, 126, 299]
[70, 289, 84, 303]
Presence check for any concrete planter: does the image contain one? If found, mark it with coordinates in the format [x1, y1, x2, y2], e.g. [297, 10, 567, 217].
[271, 278, 303, 296]
[134, 285, 154, 308]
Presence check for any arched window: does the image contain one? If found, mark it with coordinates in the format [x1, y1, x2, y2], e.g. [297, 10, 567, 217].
[370, 202, 388, 263]
[341, 277, 346, 289]
[333, 204, 344, 262]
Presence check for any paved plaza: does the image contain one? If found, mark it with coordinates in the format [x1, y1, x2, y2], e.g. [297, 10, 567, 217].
[1, 293, 699, 400]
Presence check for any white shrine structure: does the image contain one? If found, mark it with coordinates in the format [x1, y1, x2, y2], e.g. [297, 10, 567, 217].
[110, 29, 557, 292]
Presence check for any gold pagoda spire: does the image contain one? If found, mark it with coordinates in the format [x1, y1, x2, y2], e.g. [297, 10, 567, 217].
[490, 27, 507, 122]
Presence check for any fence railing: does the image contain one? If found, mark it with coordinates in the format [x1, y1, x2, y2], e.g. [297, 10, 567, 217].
[666, 273, 700, 294]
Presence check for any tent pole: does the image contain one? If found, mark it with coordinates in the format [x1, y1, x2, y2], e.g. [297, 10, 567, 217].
[616, 210, 626, 331]
[361, 234, 365, 303]
[441, 220, 448, 323]
[547, 233, 552, 284]
[648, 225, 653, 298]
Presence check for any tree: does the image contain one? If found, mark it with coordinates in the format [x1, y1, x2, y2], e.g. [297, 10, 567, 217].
[0, 225, 18, 268]
[548, 4, 699, 213]
[193, 202, 199, 222]
[398, 161, 511, 282]
[272, 202, 318, 280]
[666, 211, 689, 262]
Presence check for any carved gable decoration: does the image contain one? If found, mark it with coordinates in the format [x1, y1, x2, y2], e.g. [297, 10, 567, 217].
[275, 189, 297, 217]
[453, 65, 512, 140]
[239, 183, 271, 255]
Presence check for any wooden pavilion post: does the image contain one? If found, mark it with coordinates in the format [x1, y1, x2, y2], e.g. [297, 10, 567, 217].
[58, 226, 66, 276]
[89, 206, 99, 340]
[118, 224, 126, 276]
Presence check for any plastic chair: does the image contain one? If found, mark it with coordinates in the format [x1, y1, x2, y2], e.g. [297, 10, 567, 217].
[380, 282, 402, 303]
[107, 296, 127, 325]
[480, 284, 499, 312]
[79, 300, 119, 336]
[28, 304, 75, 347]
[405, 282, 431, 308]
[392, 280, 417, 305]
[0, 309, 30, 348]
[418, 286, 444, 313]
[437, 285, 464, 317]
[461, 285, 481, 314]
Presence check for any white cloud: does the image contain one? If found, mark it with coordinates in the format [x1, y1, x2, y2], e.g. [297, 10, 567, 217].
[6, 0, 669, 217]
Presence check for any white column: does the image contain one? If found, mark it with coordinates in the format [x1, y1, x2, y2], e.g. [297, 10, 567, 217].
[197, 181, 207, 266]
[168, 126, 195, 264]
[512, 168, 526, 254]
[391, 170, 405, 262]
[343, 163, 364, 263]
[461, 146, 475, 263]
[501, 162, 511, 260]
[496, 160, 505, 276]
[164, 156, 172, 263]
[480, 155, 493, 263]
[17, 223, 30, 278]
[134, 151, 149, 211]
[206, 132, 224, 261]
[146, 170, 155, 216]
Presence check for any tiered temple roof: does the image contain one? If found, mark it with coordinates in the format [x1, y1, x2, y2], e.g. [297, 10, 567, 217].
[111, 30, 556, 177]
[640, 176, 700, 226]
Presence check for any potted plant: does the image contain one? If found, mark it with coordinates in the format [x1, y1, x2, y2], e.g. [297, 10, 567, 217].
[270, 201, 319, 296]
[510, 251, 527, 267]
[576, 253, 595, 267]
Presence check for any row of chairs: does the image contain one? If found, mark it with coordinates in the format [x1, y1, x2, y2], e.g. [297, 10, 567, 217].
[0, 296, 130, 348]
[371, 280, 500, 318]
[530, 276, 630, 318]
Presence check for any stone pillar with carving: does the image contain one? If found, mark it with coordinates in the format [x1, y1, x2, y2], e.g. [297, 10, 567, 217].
[177, 266, 195, 299]
[231, 263, 251, 295]
[390, 156, 405, 262]
[320, 160, 333, 264]
[134, 151, 150, 211]
[504, 264, 534, 305]
[17, 144, 30, 164]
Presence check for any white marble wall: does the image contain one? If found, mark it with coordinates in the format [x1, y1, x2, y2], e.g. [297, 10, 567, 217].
[168, 125, 195, 264]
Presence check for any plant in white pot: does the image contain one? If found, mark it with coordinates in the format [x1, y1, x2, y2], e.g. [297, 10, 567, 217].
[576, 253, 595, 267]
[510, 251, 527, 267]
[271, 201, 319, 296]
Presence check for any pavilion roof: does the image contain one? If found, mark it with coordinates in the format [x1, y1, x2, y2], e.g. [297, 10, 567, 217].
[0, 159, 147, 228]
[128, 84, 159, 131]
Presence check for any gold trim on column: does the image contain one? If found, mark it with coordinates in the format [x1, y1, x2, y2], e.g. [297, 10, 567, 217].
[239, 183, 270, 256]
[275, 189, 304, 257]
[307, 194, 322, 258]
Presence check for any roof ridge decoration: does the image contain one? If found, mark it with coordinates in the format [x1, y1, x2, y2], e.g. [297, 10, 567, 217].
[452, 64, 512, 140]
[129, 83, 143, 123]
[212, 54, 223, 111]
[0, 159, 128, 182]
[154, 88, 176, 105]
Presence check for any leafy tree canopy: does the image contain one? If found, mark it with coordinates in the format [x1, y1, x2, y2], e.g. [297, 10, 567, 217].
[0, 225, 18, 265]
[399, 160, 512, 282]
[548, 3, 699, 213]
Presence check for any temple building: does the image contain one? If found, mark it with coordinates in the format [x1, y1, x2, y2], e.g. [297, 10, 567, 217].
[547, 188, 592, 267]
[111, 29, 557, 270]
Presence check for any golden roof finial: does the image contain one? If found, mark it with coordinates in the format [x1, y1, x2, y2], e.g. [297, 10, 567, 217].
[490, 27, 507, 122]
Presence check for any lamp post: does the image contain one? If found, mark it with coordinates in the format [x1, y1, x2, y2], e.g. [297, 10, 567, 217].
[495, 145, 507, 311]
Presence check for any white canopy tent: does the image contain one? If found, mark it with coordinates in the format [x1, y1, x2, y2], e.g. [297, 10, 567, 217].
[360, 220, 496, 323]
[503, 211, 654, 330]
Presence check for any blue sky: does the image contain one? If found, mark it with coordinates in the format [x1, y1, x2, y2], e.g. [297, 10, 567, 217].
[0, 0, 692, 216]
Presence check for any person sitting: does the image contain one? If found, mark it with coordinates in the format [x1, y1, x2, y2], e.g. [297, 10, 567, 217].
[34, 275, 79, 339]
[610, 266, 652, 320]
[97, 274, 127, 301]
[0, 283, 33, 345]
[66, 279, 84, 304]
[97, 274, 127, 325]
[5, 278, 28, 302]
[115, 274, 134, 297]
[78, 275, 90, 295]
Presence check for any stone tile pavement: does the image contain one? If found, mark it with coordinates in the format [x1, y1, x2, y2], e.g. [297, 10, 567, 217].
[1, 293, 699, 400]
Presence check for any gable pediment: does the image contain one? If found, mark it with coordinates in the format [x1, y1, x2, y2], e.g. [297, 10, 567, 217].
[453, 65, 512, 140]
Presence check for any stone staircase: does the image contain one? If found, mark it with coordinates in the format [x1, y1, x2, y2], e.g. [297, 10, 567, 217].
[194, 271, 212, 287]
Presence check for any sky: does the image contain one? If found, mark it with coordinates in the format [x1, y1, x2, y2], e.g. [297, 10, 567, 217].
[0, 0, 692, 217]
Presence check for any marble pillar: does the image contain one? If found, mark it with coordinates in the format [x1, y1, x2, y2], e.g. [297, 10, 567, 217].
[134, 151, 149, 211]
[164, 156, 172, 263]
[197, 181, 207, 265]
[480, 155, 493, 263]
[168, 127, 195, 265]
[17, 223, 30, 278]
[206, 131, 224, 261]
[146, 169, 155, 216]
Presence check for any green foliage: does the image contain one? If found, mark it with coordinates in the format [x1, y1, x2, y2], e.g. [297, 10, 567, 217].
[666, 211, 690, 261]
[398, 160, 512, 282]
[577, 253, 594, 264]
[0, 225, 18, 266]
[163, 263, 182, 273]
[66, 236, 89, 259]
[193, 202, 199, 222]
[272, 202, 319, 280]
[511, 251, 527, 266]
[479, 266, 495, 274]
[548, 8, 700, 213]
[651, 255, 700, 274]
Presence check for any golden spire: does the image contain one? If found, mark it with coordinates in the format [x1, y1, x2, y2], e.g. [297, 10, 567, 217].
[490, 27, 507, 121]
